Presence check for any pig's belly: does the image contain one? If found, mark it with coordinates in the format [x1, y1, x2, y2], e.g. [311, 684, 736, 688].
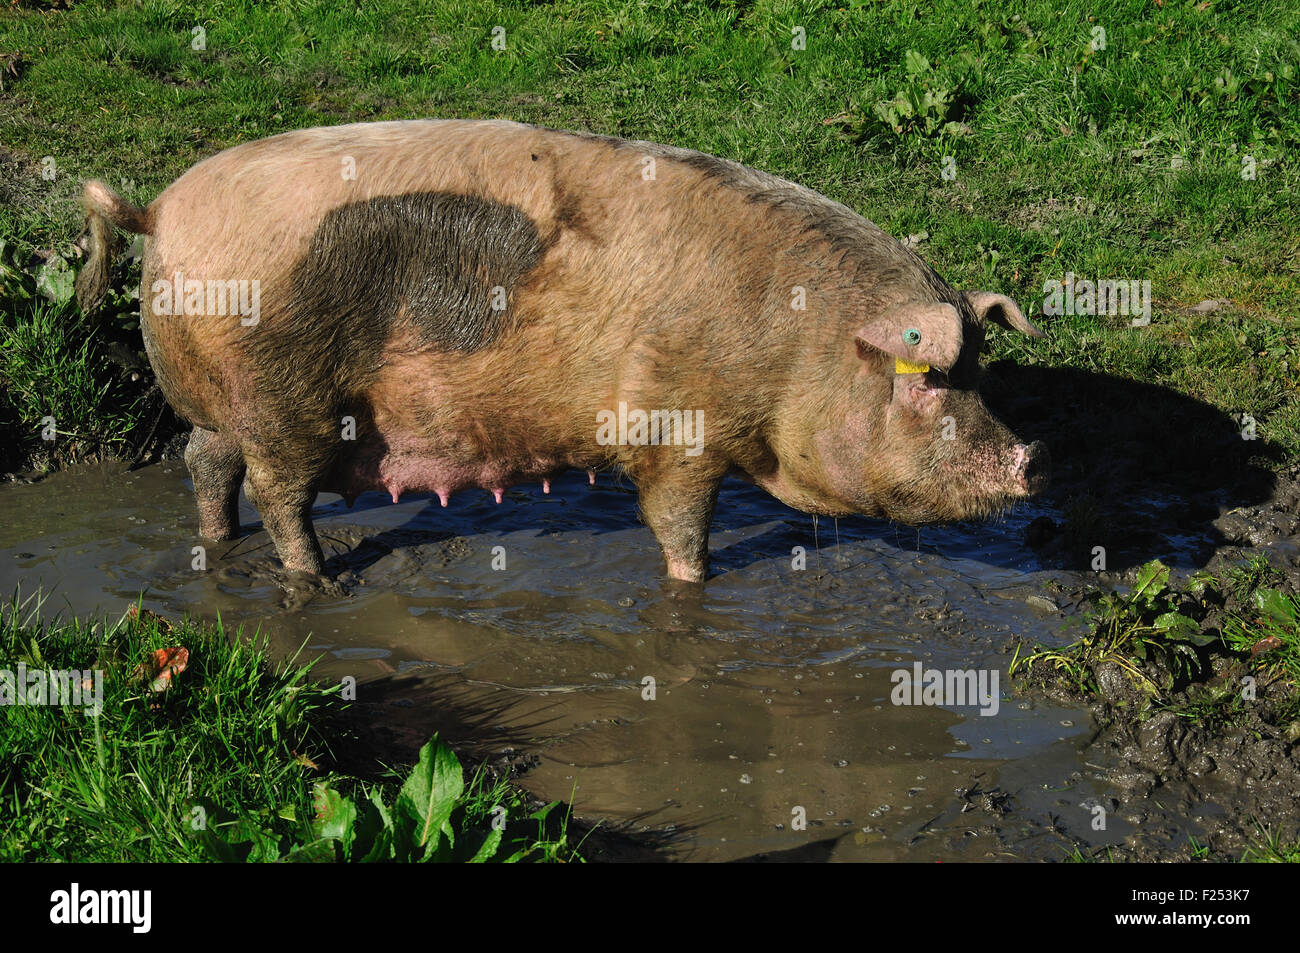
[320, 429, 594, 507]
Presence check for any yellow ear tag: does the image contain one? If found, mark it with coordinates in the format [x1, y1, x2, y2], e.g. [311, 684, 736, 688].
[895, 357, 930, 375]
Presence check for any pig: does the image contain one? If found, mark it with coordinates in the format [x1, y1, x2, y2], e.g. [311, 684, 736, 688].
[75, 119, 1048, 583]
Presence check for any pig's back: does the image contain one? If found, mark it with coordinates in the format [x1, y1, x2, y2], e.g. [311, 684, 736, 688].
[137, 119, 911, 437]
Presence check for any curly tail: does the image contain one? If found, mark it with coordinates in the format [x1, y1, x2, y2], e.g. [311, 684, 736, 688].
[74, 180, 152, 313]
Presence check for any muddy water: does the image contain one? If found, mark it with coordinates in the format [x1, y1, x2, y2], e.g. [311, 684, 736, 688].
[1, 461, 1133, 860]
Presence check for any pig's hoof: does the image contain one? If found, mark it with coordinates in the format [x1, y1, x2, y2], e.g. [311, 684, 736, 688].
[663, 559, 708, 585]
[276, 568, 350, 601]
[662, 572, 708, 596]
[195, 519, 236, 539]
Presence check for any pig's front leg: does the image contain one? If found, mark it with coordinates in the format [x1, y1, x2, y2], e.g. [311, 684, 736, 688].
[634, 458, 725, 583]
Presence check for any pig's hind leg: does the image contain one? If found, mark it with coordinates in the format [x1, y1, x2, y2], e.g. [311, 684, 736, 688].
[185, 427, 246, 540]
[241, 453, 328, 576]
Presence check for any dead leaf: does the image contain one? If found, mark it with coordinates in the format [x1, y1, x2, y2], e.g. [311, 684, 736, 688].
[126, 604, 174, 633]
[293, 751, 320, 770]
[1250, 635, 1283, 656]
[0, 52, 22, 92]
[132, 646, 189, 692]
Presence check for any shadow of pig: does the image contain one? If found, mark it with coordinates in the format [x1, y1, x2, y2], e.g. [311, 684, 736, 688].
[980, 360, 1280, 572]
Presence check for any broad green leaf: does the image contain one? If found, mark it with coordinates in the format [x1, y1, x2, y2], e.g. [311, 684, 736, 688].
[468, 828, 503, 863]
[352, 789, 394, 863]
[187, 797, 243, 861]
[1254, 589, 1299, 628]
[390, 809, 416, 862]
[1153, 612, 1201, 640]
[311, 782, 357, 857]
[1131, 560, 1170, 605]
[394, 736, 464, 853]
[231, 817, 284, 863]
[358, 826, 393, 864]
[422, 833, 456, 863]
[192, 825, 241, 863]
[904, 49, 930, 77]
[36, 256, 75, 304]
[281, 839, 339, 863]
[528, 801, 560, 823]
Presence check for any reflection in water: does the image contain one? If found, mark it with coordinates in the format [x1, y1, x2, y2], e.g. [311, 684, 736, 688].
[1, 460, 1109, 860]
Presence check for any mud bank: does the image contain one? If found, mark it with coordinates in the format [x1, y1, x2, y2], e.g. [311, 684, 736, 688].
[1011, 537, 1300, 862]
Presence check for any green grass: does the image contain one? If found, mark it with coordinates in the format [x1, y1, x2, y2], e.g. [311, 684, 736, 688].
[0, 213, 156, 470]
[1011, 556, 1300, 724]
[1011, 559, 1220, 700]
[1064, 836, 1213, 862]
[1222, 584, 1300, 703]
[0, 0, 1297, 468]
[0, 297, 144, 468]
[0, 591, 580, 862]
[1063, 821, 1297, 864]
[1243, 825, 1300, 862]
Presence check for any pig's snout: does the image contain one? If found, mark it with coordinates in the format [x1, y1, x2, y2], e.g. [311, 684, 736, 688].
[1009, 440, 1050, 495]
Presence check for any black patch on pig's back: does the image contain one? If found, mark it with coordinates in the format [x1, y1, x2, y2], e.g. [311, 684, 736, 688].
[237, 192, 545, 443]
[289, 191, 545, 357]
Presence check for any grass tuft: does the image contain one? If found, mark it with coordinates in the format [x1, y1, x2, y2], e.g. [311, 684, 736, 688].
[0, 592, 580, 862]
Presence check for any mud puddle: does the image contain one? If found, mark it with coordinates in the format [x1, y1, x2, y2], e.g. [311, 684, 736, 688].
[0, 459, 1285, 861]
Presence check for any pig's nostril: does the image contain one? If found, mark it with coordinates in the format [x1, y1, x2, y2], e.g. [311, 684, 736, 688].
[1019, 440, 1050, 492]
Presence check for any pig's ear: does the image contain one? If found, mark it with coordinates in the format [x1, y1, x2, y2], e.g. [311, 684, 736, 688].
[855, 302, 963, 373]
[965, 291, 1045, 338]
